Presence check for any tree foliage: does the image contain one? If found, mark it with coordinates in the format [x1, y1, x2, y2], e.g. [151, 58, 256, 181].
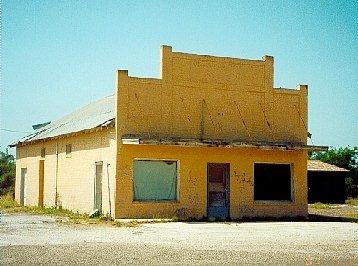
[0, 149, 16, 196]
[309, 146, 358, 197]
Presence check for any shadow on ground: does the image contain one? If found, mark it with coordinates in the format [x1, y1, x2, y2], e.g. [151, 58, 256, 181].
[308, 214, 358, 223]
[182, 214, 358, 224]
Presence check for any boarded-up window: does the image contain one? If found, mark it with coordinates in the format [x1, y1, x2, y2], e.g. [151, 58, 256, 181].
[133, 160, 177, 201]
[254, 163, 292, 201]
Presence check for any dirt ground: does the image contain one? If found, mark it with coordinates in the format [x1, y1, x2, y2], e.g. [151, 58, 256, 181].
[1, 213, 358, 265]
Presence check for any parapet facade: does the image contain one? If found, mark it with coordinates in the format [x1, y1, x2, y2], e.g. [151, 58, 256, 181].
[117, 46, 307, 145]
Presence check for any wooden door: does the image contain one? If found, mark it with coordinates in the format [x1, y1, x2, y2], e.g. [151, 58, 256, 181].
[38, 160, 44, 207]
[95, 162, 103, 212]
[20, 168, 27, 205]
[207, 163, 230, 219]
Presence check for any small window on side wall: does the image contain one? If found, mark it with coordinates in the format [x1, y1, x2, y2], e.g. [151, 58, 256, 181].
[133, 160, 177, 201]
[254, 163, 292, 201]
[41, 148, 45, 158]
[65, 144, 72, 157]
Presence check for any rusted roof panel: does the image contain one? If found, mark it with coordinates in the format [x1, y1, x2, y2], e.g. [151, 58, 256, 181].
[307, 160, 349, 172]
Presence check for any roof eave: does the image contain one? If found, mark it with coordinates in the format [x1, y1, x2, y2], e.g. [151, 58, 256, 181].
[10, 122, 115, 148]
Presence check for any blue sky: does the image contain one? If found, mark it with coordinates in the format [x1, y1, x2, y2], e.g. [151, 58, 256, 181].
[1, 0, 357, 152]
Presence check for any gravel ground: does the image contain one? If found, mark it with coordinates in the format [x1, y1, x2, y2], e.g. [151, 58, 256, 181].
[1, 213, 358, 265]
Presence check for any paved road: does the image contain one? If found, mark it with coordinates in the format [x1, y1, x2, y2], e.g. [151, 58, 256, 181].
[1, 213, 358, 265]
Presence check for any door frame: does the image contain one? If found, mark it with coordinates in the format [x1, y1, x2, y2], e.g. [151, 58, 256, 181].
[38, 160, 45, 207]
[207, 163, 230, 219]
[20, 168, 27, 205]
[94, 161, 103, 213]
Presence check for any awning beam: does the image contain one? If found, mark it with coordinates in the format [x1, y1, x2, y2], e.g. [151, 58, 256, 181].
[121, 136, 328, 151]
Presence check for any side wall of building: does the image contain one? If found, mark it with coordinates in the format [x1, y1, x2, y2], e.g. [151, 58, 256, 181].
[15, 128, 116, 216]
[115, 145, 307, 219]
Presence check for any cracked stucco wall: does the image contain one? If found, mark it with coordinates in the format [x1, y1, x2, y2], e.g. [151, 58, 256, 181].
[115, 46, 308, 219]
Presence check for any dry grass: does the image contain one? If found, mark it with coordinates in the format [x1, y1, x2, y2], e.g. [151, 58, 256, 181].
[309, 201, 358, 222]
[7, 193, 356, 225]
[0, 194, 107, 225]
[346, 198, 358, 206]
[309, 202, 331, 209]
[114, 220, 139, 227]
[0, 194, 178, 227]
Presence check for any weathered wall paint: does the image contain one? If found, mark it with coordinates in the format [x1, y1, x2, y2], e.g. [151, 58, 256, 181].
[117, 46, 308, 143]
[15, 128, 116, 216]
[115, 145, 307, 219]
[116, 46, 308, 219]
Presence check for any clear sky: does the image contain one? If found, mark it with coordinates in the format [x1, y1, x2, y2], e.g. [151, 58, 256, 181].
[1, 0, 357, 153]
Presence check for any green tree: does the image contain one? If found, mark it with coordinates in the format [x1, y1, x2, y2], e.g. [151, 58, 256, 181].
[0, 149, 16, 196]
[309, 146, 358, 197]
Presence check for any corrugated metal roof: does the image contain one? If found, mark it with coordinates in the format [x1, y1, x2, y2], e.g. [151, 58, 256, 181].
[307, 160, 349, 172]
[10, 94, 115, 146]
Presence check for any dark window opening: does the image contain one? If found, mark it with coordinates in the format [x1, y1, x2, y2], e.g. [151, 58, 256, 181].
[254, 163, 292, 201]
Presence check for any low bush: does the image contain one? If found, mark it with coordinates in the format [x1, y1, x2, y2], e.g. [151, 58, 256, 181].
[309, 202, 330, 209]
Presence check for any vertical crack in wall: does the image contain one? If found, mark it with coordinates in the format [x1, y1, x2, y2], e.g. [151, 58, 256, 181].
[233, 100, 251, 139]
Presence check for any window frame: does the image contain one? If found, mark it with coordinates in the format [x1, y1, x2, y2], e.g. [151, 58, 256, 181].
[253, 162, 294, 204]
[40, 147, 46, 158]
[132, 158, 180, 203]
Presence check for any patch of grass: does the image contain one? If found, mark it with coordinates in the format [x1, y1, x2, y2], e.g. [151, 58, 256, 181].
[0, 194, 19, 209]
[309, 202, 331, 209]
[346, 198, 358, 206]
[0, 194, 181, 227]
[113, 220, 144, 228]
[143, 218, 178, 224]
[345, 212, 358, 219]
[171, 216, 180, 222]
[0, 194, 118, 226]
[126, 220, 139, 227]
[0, 194, 87, 219]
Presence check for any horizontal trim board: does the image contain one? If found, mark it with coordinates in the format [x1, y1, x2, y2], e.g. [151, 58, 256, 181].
[121, 136, 328, 151]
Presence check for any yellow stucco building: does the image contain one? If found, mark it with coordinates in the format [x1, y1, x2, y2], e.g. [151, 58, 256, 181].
[12, 46, 325, 220]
